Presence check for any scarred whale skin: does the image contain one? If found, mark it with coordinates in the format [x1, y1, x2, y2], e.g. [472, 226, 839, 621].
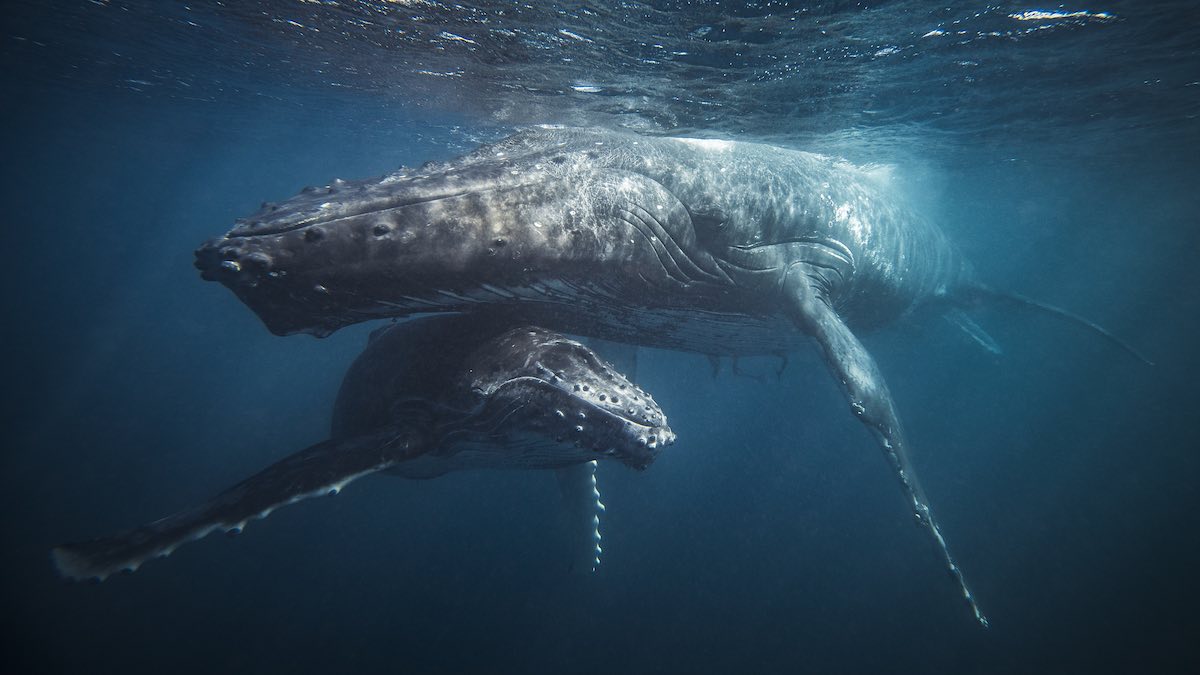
[196, 127, 972, 349]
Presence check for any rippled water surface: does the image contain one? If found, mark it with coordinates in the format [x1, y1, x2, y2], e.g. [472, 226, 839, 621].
[7, 0, 1198, 152]
[2, 2, 1198, 674]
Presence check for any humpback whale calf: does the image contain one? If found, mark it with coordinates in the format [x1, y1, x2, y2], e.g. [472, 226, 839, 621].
[53, 315, 674, 582]
[195, 126, 1150, 626]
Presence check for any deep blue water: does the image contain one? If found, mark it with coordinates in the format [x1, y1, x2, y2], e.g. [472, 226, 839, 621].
[2, 2, 1198, 673]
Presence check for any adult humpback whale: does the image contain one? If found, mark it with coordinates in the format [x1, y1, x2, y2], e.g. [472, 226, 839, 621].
[195, 126, 1149, 625]
[53, 315, 673, 581]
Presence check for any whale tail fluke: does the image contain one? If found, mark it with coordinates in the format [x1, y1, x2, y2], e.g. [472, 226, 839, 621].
[963, 285, 1154, 366]
[52, 428, 425, 582]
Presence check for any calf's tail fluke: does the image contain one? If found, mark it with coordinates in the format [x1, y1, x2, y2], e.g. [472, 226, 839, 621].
[968, 286, 1154, 366]
[52, 429, 425, 582]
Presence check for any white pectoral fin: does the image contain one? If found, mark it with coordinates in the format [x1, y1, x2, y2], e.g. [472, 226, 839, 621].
[555, 460, 604, 573]
[783, 266, 988, 627]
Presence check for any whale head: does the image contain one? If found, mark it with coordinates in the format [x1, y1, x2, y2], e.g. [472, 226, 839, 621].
[448, 325, 674, 471]
[194, 128, 726, 337]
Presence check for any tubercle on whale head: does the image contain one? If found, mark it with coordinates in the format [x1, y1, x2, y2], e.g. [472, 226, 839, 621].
[193, 133, 708, 337]
[463, 326, 674, 470]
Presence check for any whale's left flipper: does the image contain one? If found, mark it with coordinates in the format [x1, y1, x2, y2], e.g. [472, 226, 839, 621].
[784, 268, 989, 627]
[556, 460, 604, 572]
[52, 429, 424, 582]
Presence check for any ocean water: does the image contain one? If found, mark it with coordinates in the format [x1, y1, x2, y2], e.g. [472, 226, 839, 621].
[2, 1, 1198, 673]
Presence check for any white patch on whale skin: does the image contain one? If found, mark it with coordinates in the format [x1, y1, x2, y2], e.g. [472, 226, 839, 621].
[673, 137, 734, 151]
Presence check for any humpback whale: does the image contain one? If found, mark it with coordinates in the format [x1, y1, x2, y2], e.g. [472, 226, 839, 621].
[53, 315, 674, 582]
[195, 126, 1150, 626]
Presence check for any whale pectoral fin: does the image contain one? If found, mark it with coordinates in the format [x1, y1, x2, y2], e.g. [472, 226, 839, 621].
[944, 309, 1003, 356]
[782, 268, 989, 627]
[555, 460, 604, 573]
[52, 428, 425, 582]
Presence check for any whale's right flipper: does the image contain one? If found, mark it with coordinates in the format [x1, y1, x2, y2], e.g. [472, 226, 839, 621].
[52, 428, 425, 582]
[783, 267, 989, 627]
[556, 460, 604, 572]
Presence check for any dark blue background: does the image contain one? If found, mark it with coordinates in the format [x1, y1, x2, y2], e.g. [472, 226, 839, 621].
[2, 7, 1198, 673]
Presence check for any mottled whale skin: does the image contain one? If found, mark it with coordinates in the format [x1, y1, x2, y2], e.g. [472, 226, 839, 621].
[196, 127, 970, 350]
[52, 315, 674, 582]
[195, 127, 1149, 625]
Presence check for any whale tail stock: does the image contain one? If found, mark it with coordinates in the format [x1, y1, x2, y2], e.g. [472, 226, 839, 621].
[51, 428, 426, 582]
[960, 284, 1154, 366]
[784, 266, 990, 627]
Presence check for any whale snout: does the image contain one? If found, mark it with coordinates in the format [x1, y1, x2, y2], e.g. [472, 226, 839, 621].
[473, 328, 676, 470]
[194, 238, 269, 284]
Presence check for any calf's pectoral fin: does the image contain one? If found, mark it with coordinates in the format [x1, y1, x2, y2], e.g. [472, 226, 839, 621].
[52, 428, 425, 582]
[782, 265, 989, 627]
[555, 460, 604, 573]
